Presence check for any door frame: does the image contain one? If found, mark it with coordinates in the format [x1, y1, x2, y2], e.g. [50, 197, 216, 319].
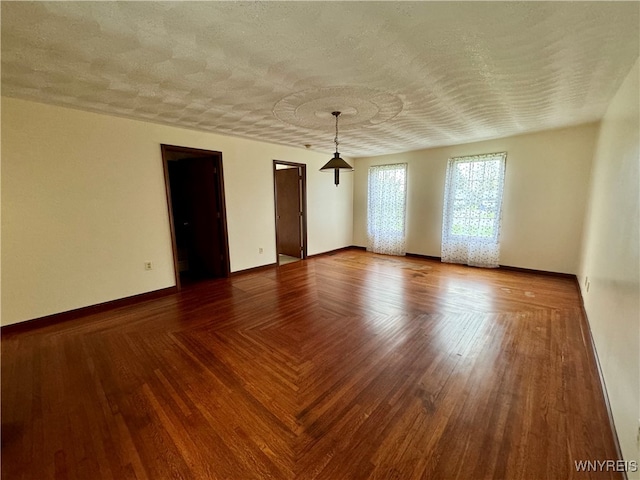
[161, 144, 231, 289]
[273, 160, 307, 264]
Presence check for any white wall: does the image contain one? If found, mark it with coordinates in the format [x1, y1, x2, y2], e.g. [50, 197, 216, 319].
[1, 97, 353, 326]
[579, 59, 639, 474]
[353, 123, 598, 274]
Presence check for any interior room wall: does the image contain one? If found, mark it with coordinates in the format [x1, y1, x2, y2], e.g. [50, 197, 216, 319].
[578, 59, 639, 473]
[1, 97, 353, 326]
[353, 123, 599, 274]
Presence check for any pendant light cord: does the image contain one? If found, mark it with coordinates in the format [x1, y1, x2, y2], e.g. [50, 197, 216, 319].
[334, 112, 340, 154]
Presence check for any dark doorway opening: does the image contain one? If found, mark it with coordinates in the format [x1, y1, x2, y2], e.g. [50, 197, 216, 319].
[162, 145, 230, 288]
[273, 160, 307, 265]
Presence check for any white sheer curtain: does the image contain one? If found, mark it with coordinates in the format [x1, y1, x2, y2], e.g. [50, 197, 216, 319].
[441, 152, 506, 268]
[367, 163, 408, 256]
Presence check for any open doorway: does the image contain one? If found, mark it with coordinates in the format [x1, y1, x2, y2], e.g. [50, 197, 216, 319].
[273, 160, 307, 265]
[162, 144, 230, 288]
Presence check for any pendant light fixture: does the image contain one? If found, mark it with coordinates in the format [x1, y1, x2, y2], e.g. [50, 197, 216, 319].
[320, 111, 353, 186]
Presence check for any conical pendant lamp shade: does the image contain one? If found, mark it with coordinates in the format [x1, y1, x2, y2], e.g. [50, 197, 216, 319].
[321, 152, 353, 186]
[321, 152, 353, 171]
[320, 112, 353, 186]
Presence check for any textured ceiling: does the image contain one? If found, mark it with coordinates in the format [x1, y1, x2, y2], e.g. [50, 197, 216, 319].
[2, 2, 638, 157]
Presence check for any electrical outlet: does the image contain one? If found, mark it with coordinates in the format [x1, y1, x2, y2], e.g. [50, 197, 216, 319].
[259, 248, 263, 254]
[144, 261, 152, 270]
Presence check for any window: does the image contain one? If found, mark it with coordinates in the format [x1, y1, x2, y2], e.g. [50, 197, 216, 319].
[442, 152, 506, 267]
[367, 163, 408, 256]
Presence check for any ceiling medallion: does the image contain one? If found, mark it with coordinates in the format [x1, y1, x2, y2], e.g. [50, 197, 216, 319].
[273, 86, 403, 131]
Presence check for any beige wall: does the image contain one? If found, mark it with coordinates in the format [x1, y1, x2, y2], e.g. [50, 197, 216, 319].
[1, 97, 353, 326]
[579, 59, 639, 473]
[353, 123, 599, 274]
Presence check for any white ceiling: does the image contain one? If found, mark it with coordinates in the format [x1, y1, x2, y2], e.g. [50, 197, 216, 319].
[2, 2, 638, 157]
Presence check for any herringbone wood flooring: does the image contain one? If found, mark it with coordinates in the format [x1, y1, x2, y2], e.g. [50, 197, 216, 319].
[1, 251, 620, 479]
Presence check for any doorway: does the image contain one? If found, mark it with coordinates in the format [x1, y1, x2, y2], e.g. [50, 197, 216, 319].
[162, 145, 230, 288]
[273, 160, 307, 265]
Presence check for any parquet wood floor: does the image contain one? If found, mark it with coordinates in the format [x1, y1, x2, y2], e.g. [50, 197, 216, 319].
[1, 250, 621, 479]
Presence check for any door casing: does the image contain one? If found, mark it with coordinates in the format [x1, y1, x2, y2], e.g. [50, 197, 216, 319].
[161, 144, 230, 288]
[273, 160, 307, 263]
